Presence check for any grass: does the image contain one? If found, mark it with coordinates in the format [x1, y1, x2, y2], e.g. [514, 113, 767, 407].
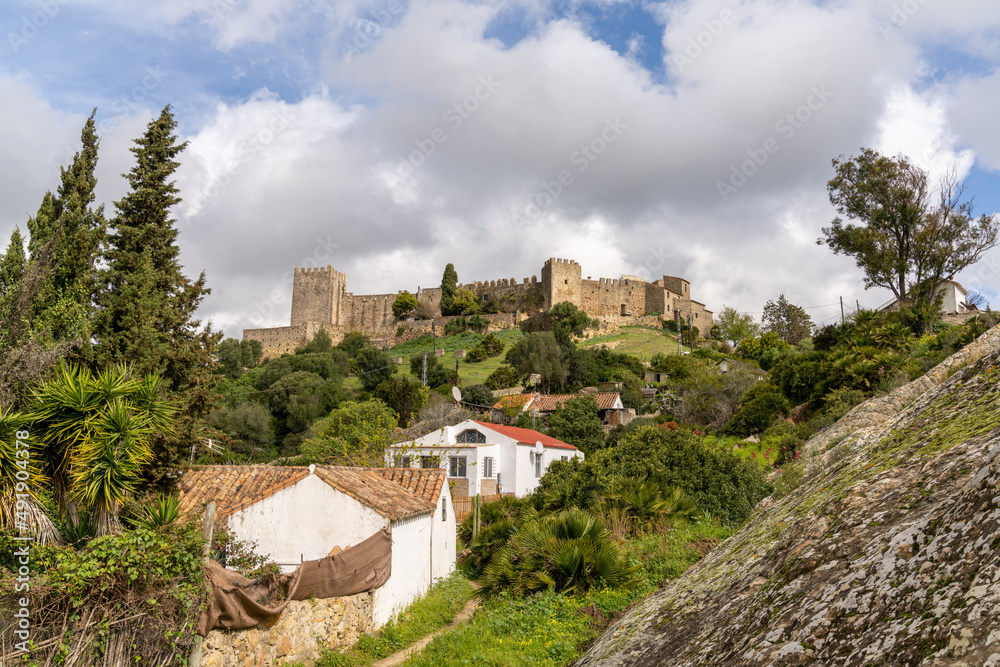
[310, 572, 475, 666]
[394, 520, 731, 667]
[385, 330, 526, 388]
[579, 325, 689, 361]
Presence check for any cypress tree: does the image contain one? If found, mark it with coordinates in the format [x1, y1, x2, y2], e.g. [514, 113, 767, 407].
[0, 228, 26, 308]
[94, 106, 221, 483]
[440, 263, 459, 315]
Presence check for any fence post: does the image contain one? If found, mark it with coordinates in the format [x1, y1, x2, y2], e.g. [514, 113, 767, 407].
[472, 494, 481, 539]
[188, 501, 216, 667]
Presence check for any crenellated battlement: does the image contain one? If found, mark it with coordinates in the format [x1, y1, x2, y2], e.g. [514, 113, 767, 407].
[246, 256, 712, 358]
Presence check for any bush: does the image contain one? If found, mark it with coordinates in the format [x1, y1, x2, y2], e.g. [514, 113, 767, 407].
[465, 346, 488, 362]
[374, 376, 429, 426]
[410, 353, 452, 388]
[485, 365, 519, 390]
[461, 384, 495, 408]
[726, 382, 790, 436]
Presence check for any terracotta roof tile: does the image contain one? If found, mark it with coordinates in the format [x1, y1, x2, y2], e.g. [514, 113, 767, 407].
[473, 421, 579, 451]
[375, 468, 446, 504]
[494, 392, 622, 412]
[177, 464, 435, 524]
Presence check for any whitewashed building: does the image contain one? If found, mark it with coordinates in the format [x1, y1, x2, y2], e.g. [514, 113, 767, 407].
[178, 464, 456, 628]
[877, 280, 970, 315]
[387, 420, 584, 498]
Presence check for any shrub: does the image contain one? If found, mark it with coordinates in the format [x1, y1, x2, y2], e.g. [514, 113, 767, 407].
[465, 346, 488, 362]
[444, 317, 468, 336]
[374, 376, 429, 426]
[461, 384, 495, 408]
[484, 365, 519, 390]
[726, 382, 790, 436]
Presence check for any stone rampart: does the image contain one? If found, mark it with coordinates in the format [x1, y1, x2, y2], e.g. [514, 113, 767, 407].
[200, 591, 373, 666]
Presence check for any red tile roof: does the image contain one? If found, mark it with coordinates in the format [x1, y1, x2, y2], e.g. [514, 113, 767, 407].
[375, 468, 446, 504]
[492, 392, 622, 412]
[473, 421, 579, 451]
[177, 465, 435, 524]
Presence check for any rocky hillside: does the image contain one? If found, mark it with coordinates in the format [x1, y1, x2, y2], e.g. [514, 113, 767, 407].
[576, 325, 1000, 666]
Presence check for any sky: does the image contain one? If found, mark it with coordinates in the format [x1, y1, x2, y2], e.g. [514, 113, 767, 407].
[1, 0, 999, 338]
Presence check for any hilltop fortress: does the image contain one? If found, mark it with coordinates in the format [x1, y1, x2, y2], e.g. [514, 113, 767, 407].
[243, 258, 713, 357]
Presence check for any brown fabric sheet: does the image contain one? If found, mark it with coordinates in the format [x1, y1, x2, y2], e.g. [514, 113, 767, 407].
[197, 528, 392, 634]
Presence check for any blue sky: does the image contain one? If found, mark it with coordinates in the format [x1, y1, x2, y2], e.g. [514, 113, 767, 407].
[2, 0, 999, 337]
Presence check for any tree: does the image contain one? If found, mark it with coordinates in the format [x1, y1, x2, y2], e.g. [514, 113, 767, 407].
[762, 295, 813, 344]
[714, 306, 760, 346]
[355, 346, 395, 391]
[392, 291, 419, 319]
[821, 148, 999, 308]
[301, 326, 332, 354]
[374, 376, 429, 426]
[300, 399, 397, 466]
[546, 396, 605, 454]
[440, 263, 460, 315]
[505, 331, 567, 390]
[93, 106, 220, 483]
[337, 331, 370, 357]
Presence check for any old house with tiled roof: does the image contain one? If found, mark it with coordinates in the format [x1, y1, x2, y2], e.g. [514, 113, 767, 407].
[178, 464, 455, 627]
[491, 391, 631, 426]
[386, 419, 584, 498]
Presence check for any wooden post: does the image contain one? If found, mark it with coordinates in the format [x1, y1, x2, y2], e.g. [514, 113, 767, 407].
[472, 494, 481, 539]
[840, 296, 845, 326]
[188, 501, 216, 667]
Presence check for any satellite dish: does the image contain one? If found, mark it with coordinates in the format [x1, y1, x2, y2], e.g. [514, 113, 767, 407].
[535, 440, 544, 454]
[452, 386, 463, 403]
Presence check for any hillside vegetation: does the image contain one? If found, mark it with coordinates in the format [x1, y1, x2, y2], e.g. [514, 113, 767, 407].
[576, 323, 1000, 666]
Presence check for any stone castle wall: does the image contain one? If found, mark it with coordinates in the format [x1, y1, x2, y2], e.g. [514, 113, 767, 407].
[243, 257, 712, 358]
[200, 591, 373, 667]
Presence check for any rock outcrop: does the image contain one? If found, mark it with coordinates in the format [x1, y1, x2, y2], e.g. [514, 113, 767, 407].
[576, 325, 1000, 666]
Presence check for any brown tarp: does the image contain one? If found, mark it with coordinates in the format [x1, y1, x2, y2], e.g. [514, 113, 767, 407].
[197, 528, 392, 634]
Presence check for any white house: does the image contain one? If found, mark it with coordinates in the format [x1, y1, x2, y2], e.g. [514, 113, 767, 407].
[877, 280, 969, 315]
[387, 420, 584, 498]
[178, 464, 456, 628]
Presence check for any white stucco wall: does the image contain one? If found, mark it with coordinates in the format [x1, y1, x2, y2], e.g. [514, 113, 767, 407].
[373, 513, 433, 627]
[431, 482, 457, 581]
[227, 473, 387, 572]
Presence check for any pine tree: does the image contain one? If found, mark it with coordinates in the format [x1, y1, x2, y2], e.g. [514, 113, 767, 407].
[94, 106, 221, 483]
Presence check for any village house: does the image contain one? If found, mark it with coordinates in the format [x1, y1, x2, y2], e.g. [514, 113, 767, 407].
[490, 391, 632, 427]
[876, 279, 971, 315]
[178, 464, 456, 628]
[387, 420, 584, 498]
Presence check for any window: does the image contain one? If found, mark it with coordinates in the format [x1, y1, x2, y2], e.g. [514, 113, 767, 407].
[420, 455, 440, 469]
[441, 497, 447, 522]
[483, 456, 495, 478]
[456, 429, 486, 444]
[396, 455, 411, 468]
[449, 456, 467, 478]
[534, 451, 543, 478]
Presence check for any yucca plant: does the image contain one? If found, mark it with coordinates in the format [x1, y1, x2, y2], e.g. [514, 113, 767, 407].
[28, 363, 176, 537]
[0, 407, 61, 543]
[132, 493, 181, 531]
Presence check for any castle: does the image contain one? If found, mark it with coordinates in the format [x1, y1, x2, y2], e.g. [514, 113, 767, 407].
[243, 258, 713, 357]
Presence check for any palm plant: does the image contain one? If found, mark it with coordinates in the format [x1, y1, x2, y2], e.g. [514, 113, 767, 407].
[0, 407, 61, 543]
[603, 477, 699, 537]
[132, 493, 181, 531]
[477, 508, 639, 598]
[28, 363, 175, 537]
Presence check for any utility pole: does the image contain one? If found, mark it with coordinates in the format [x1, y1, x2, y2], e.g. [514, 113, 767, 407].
[421, 352, 428, 386]
[675, 310, 682, 355]
[840, 296, 845, 326]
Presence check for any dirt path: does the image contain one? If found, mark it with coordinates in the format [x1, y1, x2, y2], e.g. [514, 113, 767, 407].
[370, 593, 481, 667]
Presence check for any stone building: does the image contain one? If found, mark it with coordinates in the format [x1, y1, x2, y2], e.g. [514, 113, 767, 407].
[243, 257, 712, 358]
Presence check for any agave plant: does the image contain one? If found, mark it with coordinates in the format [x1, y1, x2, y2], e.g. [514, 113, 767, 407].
[28, 363, 176, 537]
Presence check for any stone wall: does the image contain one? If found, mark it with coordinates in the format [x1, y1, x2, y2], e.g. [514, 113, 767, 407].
[290, 266, 344, 327]
[580, 277, 648, 317]
[200, 591, 373, 667]
[541, 257, 582, 310]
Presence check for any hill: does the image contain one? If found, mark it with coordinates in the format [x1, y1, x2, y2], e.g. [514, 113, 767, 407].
[575, 324, 1000, 666]
[579, 325, 689, 360]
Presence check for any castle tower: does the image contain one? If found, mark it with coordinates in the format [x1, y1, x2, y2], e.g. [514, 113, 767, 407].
[290, 265, 345, 327]
[541, 258, 582, 310]
[661, 276, 690, 300]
